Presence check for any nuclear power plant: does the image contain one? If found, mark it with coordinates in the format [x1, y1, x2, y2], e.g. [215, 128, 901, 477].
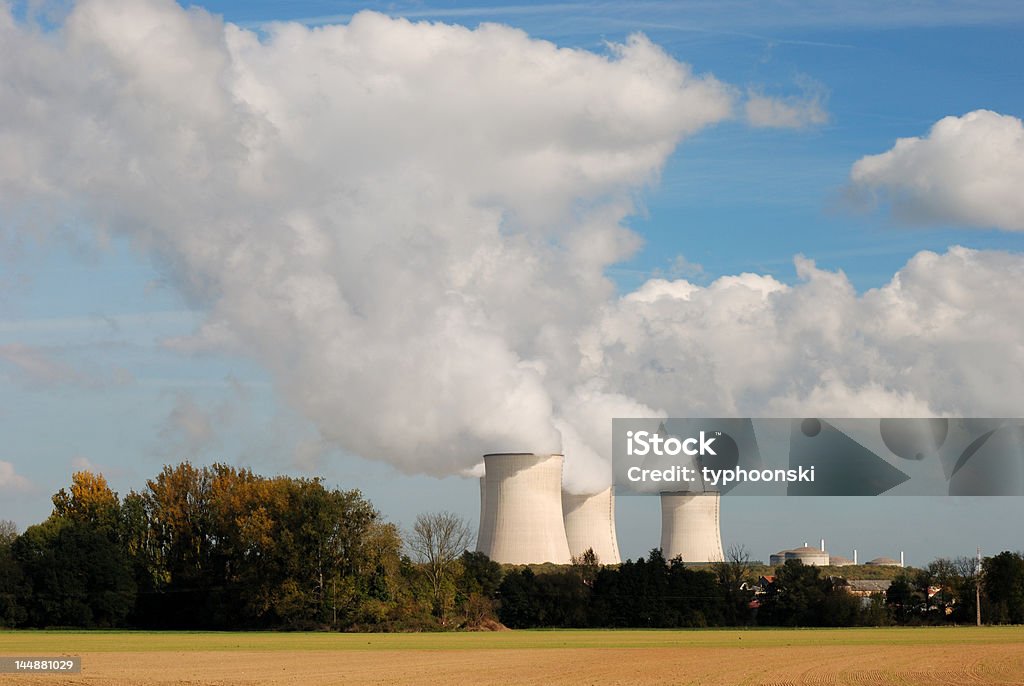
[769, 542, 905, 567]
[475, 453, 725, 565]
[659, 491, 725, 563]
[562, 487, 621, 564]
[472, 454, 910, 568]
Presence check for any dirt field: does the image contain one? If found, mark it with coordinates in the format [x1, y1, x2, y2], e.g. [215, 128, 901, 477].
[2, 627, 1023, 685]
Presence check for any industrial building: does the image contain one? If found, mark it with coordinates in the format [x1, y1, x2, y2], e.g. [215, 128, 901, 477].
[768, 544, 904, 568]
[866, 555, 904, 567]
[785, 545, 830, 566]
[771, 540, 857, 567]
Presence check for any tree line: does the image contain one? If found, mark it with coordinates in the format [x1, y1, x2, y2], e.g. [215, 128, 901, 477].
[0, 466, 494, 630]
[1, 465, 1023, 629]
[498, 548, 1024, 628]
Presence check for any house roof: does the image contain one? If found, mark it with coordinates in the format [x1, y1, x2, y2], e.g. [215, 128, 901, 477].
[845, 579, 892, 593]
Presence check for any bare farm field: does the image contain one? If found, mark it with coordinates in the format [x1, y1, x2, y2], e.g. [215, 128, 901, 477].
[2, 627, 1023, 686]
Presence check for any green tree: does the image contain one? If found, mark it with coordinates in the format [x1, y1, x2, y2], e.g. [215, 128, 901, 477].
[885, 573, 925, 624]
[459, 551, 502, 597]
[144, 461, 213, 591]
[760, 560, 829, 626]
[983, 551, 1024, 624]
[407, 511, 472, 624]
[119, 490, 158, 593]
[571, 548, 601, 587]
[12, 519, 135, 627]
[713, 544, 755, 625]
[497, 568, 540, 628]
[0, 520, 17, 545]
[924, 558, 958, 621]
[0, 520, 27, 627]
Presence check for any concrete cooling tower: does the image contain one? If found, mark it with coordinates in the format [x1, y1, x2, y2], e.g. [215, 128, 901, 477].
[477, 453, 572, 564]
[562, 487, 621, 565]
[476, 475, 492, 555]
[660, 491, 724, 563]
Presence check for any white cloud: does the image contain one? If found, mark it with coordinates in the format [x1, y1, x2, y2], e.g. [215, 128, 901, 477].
[849, 110, 1024, 231]
[0, 343, 86, 387]
[157, 392, 237, 458]
[0, 0, 735, 483]
[71, 455, 99, 471]
[1, 1, 1022, 493]
[584, 247, 1024, 419]
[745, 77, 829, 129]
[745, 91, 828, 129]
[0, 460, 32, 493]
[0, 341, 137, 389]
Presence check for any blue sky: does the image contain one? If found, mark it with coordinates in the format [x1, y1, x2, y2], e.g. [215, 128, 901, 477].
[1, 0, 1023, 564]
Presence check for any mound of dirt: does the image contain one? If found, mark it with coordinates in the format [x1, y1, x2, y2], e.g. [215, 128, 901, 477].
[464, 618, 509, 632]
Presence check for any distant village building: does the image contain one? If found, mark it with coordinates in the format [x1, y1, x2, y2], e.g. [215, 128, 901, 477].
[841, 579, 892, 597]
[837, 579, 892, 607]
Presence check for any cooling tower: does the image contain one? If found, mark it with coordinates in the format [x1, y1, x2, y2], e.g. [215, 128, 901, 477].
[478, 453, 572, 564]
[562, 487, 621, 565]
[476, 475, 493, 555]
[660, 491, 724, 563]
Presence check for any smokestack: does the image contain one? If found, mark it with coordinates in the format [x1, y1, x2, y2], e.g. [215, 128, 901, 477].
[854, 549, 858, 565]
[477, 453, 572, 564]
[820, 538, 825, 552]
[562, 487, 621, 565]
[901, 550, 905, 567]
[660, 491, 724, 563]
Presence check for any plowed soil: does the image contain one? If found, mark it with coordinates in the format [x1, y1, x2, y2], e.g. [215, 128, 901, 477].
[3, 627, 1023, 685]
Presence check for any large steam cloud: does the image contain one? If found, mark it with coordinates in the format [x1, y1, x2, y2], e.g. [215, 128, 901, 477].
[584, 247, 1024, 421]
[2, 0, 1023, 494]
[1, 0, 728, 483]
